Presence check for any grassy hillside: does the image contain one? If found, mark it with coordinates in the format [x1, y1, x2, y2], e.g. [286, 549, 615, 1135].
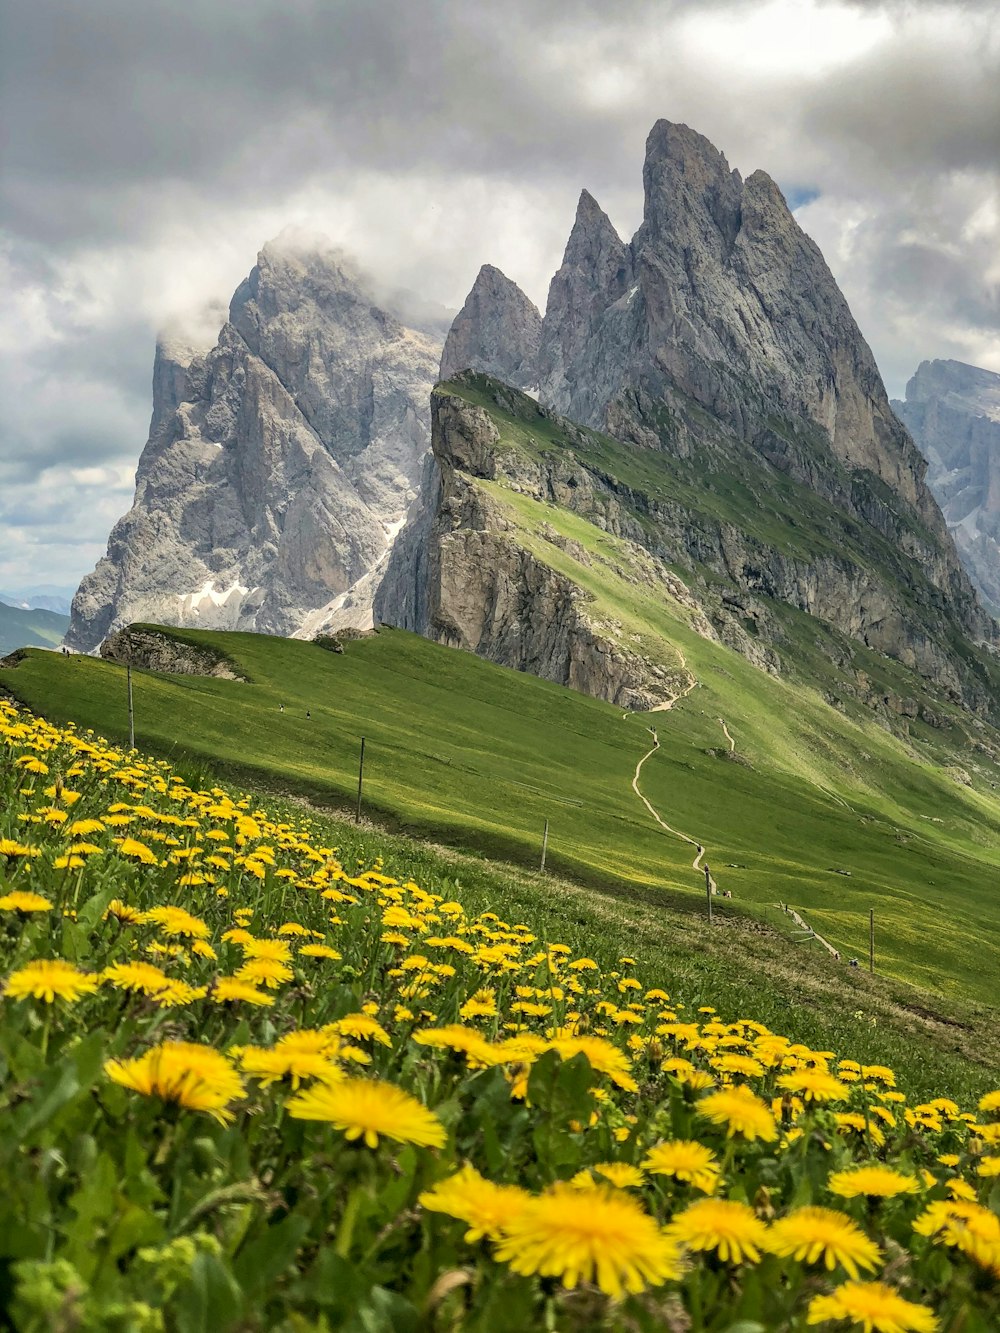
[4, 617, 1000, 1010]
[0, 601, 69, 656]
[4, 700, 997, 1330]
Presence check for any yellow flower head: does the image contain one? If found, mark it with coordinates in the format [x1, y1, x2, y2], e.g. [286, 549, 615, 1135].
[105, 1041, 245, 1123]
[0, 891, 52, 913]
[642, 1140, 720, 1194]
[696, 1085, 778, 1141]
[118, 837, 159, 865]
[493, 1182, 681, 1300]
[286, 1076, 446, 1149]
[777, 1068, 850, 1103]
[103, 962, 171, 995]
[806, 1281, 938, 1333]
[591, 1162, 645, 1189]
[668, 1197, 768, 1264]
[419, 1164, 530, 1242]
[5, 958, 100, 1003]
[144, 906, 210, 939]
[766, 1206, 882, 1279]
[211, 977, 275, 1007]
[827, 1165, 920, 1200]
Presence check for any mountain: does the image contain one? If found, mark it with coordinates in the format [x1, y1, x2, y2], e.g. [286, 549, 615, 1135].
[379, 120, 999, 724]
[893, 359, 1000, 616]
[66, 233, 441, 652]
[439, 264, 541, 390]
[0, 587, 75, 615]
[0, 602, 70, 656]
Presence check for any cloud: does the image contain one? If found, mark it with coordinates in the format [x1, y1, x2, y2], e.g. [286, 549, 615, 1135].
[1, 0, 997, 591]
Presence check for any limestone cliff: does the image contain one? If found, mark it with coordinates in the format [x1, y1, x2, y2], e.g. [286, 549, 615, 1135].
[67, 234, 440, 651]
[893, 360, 1000, 616]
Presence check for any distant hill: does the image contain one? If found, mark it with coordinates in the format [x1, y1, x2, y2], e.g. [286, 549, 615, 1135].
[0, 586, 74, 615]
[0, 602, 69, 656]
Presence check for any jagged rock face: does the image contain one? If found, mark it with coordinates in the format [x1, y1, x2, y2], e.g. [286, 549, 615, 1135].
[893, 360, 1000, 615]
[426, 120, 995, 701]
[439, 264, 541, 390]
[67, 237, 440, 652]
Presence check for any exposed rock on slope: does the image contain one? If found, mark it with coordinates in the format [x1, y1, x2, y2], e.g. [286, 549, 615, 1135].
[100, 626, 245, 679]
[439, 264, 541, 390]
[67, 234, 440, 651]
[403, 120, 998, 716]
[376, 382, 698, 709]
[893, 360, 1000, 616]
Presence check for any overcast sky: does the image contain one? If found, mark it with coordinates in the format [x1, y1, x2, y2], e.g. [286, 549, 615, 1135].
[1, 0, 998, 593]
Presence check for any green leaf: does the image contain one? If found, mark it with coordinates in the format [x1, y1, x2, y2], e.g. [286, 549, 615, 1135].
[173, 1251, 243, 1333]
[233, 1211, 310, 1300]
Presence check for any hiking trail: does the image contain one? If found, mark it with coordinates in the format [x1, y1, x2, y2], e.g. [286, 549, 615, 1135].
[628, 646, 719, 893]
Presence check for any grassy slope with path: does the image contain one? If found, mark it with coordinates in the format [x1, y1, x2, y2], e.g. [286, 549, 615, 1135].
[4, 613, 1000, 1011]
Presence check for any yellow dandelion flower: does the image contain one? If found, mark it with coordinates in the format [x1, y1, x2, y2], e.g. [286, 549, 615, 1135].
[777, 1068, 850, 1102]
[592, 1162, 645, 1189]
[4, 958, 100, 1003]
[329, 1013, 392, 1047]
[696, 1085, 777, 1141]
[493, 1182, 681, 1299]
[104, 1041, 244, 1123]
[642, 1140, 720, 1194]
[103, 962, 171, 995]
[977, 1156, 1000, 1178]
[241, 937, 292, 963]
[0, 891, 52, 913]
[806, 1281, 937, 1333]
[766, 1206, 882, 1279]
[828, 1165, 919, 1200]
[0, 838, 42, 858]
[153, 980, 208, 1007]
[144, 905, 210, 939]
[978, 1089, 1000, 1116]
[211, 977, 275, 1007]
[53, 854, 86, 869]
[103, 899, 147, 925]
[668, 1197, 768, 1264]
[240, 1036, 343, 1088]
[548, 1035, 638, 1092]
[67, 818, 105, 836]
[286, 1076, 446, 1149]
[299, 943, 341, 960]
[118, 837, 159, 865]
[234, 959, 293, 989]
[712, 1052, 766, 1079]
[419, 1164, 530, 1242]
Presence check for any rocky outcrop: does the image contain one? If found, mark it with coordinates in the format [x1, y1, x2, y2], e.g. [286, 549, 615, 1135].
[99, 626, 245, 679]
[439, 264, 541, 390]
[376, 384, 689, 709]
[67, 233, 440, 651]
[893, 360, 1000, 615]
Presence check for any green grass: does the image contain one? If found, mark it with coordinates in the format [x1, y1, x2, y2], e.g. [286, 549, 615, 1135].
[5, 608, 1000, 1010]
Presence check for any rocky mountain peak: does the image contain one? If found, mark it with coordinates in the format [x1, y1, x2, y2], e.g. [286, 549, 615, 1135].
[640, 119, 744, 260]
[67, 233, 441, 652]
[439, 263, 541, 390]
[893, 358, 1000, 615]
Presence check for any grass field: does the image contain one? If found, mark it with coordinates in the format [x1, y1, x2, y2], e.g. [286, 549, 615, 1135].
[4, 612, 1000, 1010]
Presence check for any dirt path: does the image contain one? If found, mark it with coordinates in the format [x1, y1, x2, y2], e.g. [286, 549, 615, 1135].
[628, 647, 718, 893]
[777, 903, 841, 959]
[719, 718, 735, 752]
